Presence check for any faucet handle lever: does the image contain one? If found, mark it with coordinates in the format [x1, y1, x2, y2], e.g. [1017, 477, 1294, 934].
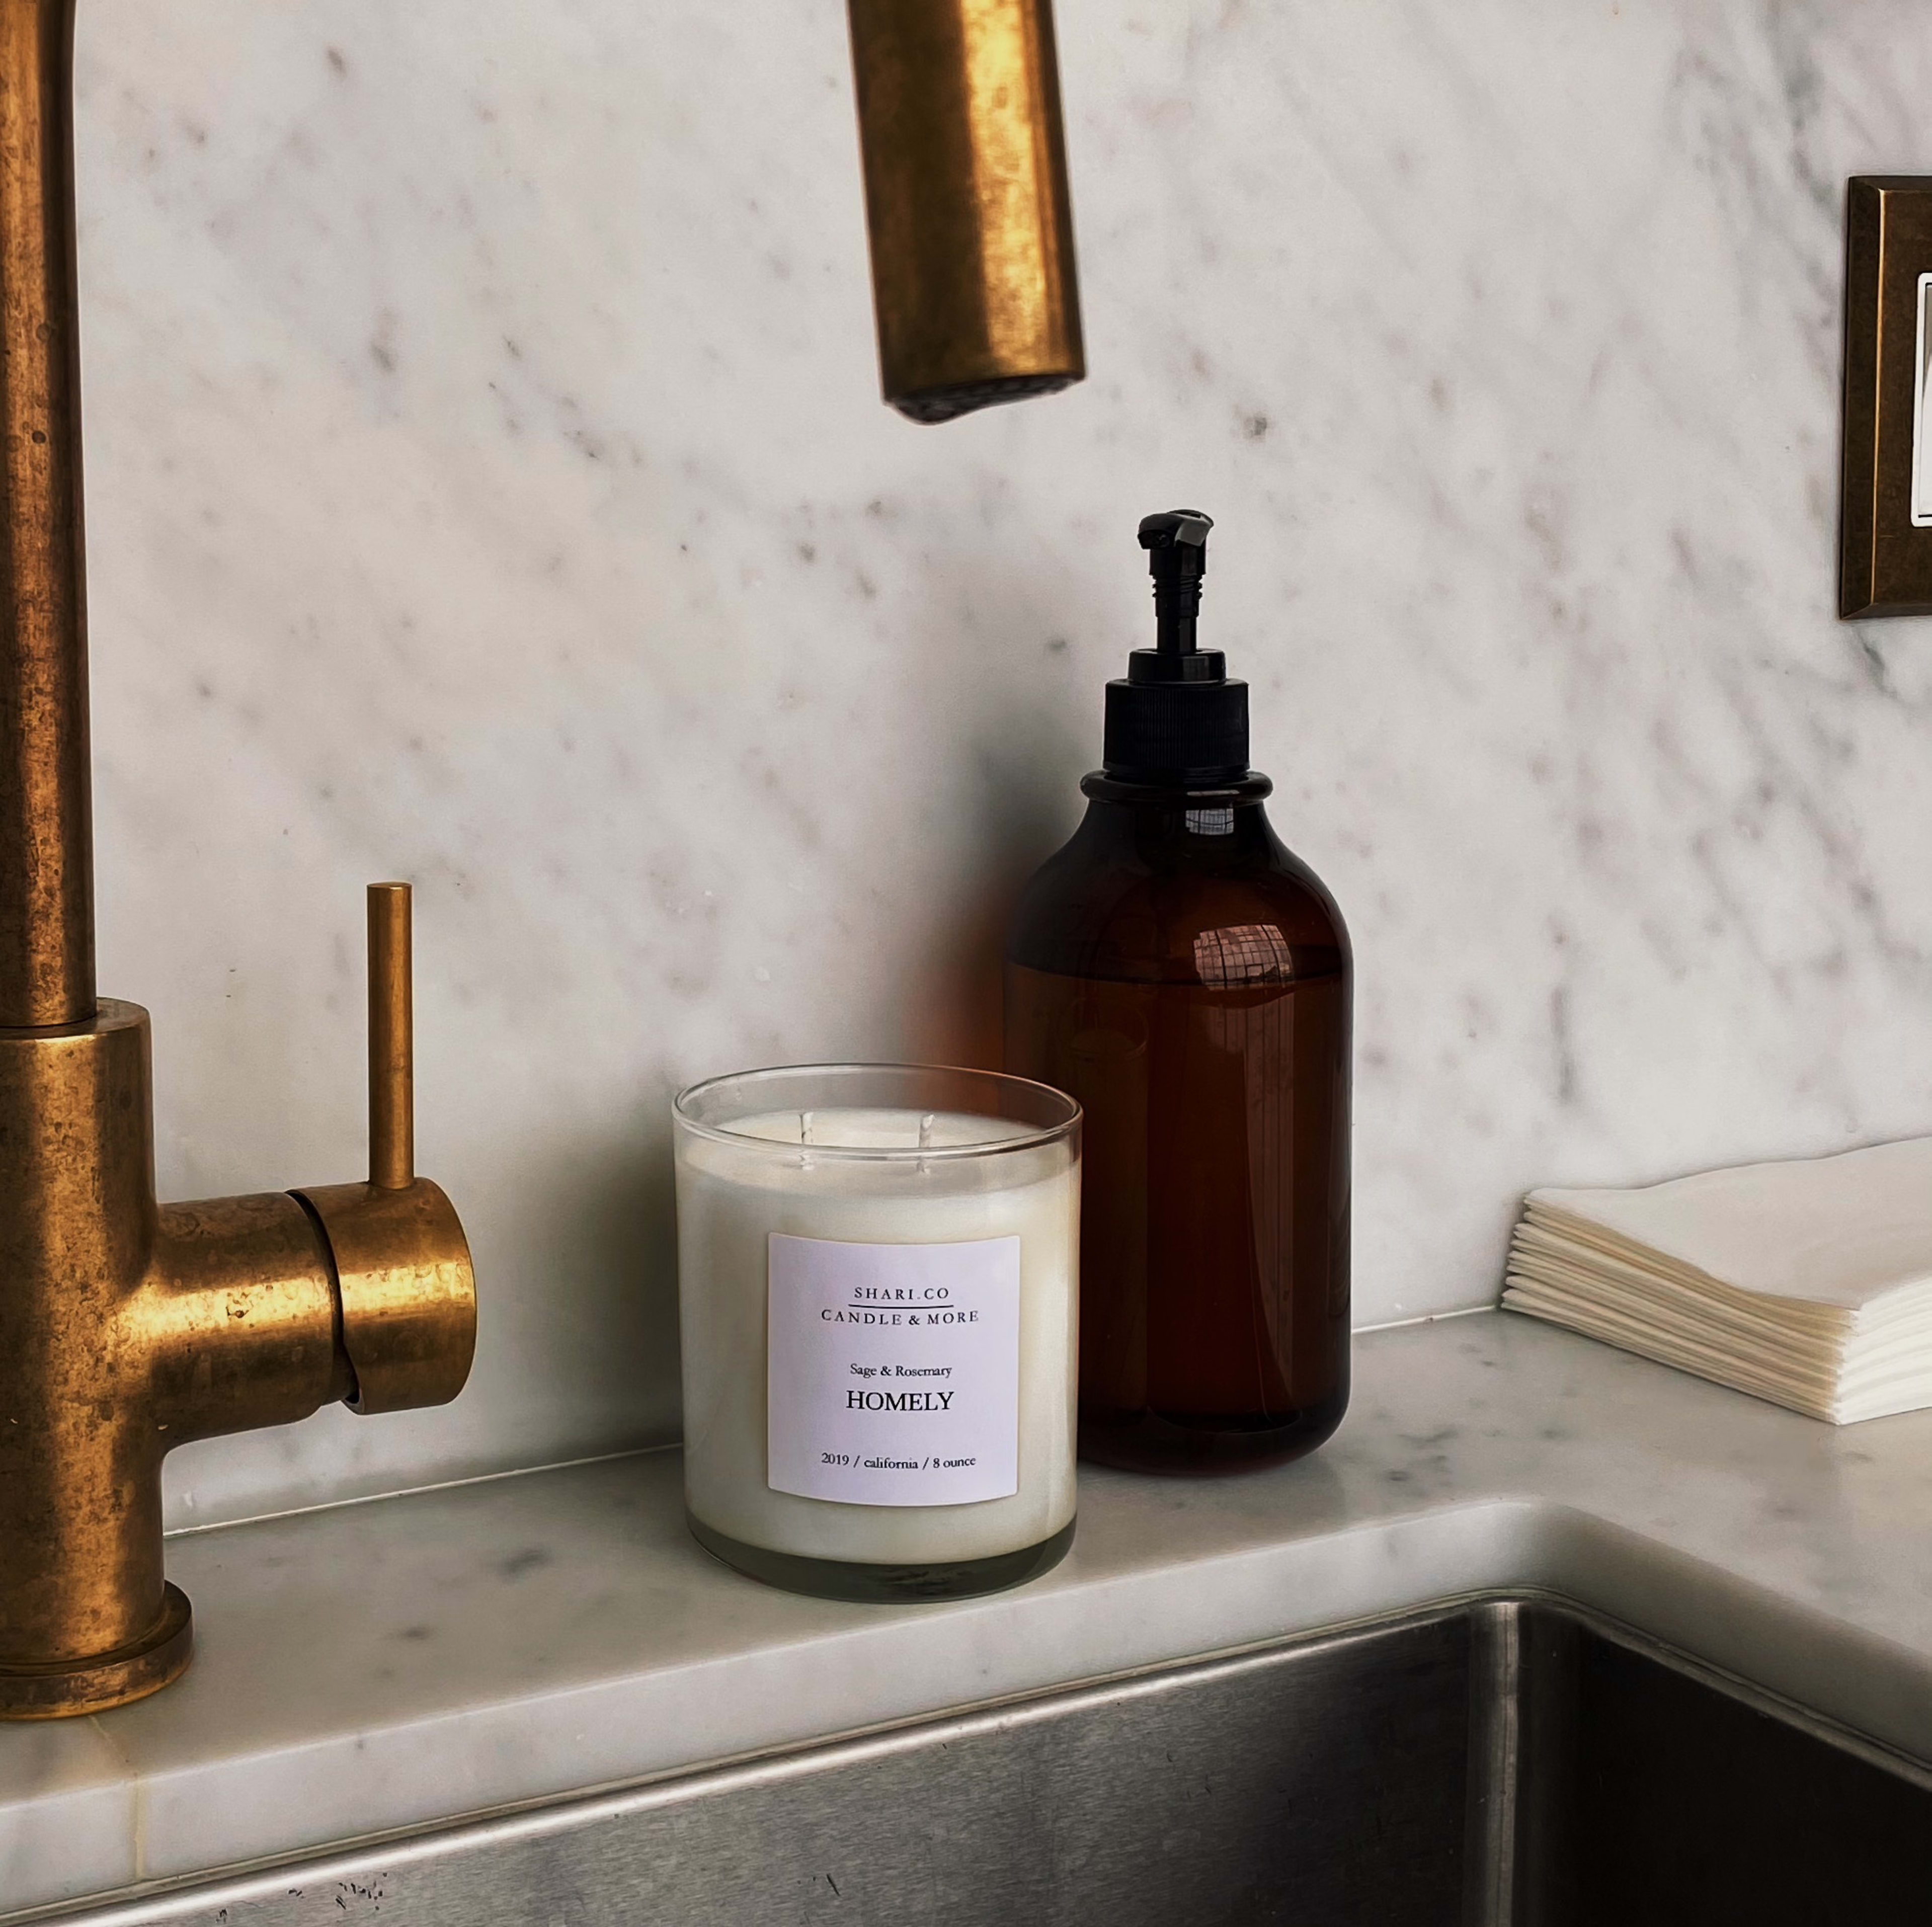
[367, 882, 413, 1190]
[293, 880, 475, 1416]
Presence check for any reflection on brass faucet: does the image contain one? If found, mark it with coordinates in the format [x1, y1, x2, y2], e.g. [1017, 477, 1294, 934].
[0, 0, 474, 1719]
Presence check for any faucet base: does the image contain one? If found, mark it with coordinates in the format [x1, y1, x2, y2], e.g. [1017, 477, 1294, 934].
[0, 1584, 193, 1721]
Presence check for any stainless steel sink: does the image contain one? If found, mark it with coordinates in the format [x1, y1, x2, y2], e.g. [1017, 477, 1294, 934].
[36, 1593, 1932, 1925]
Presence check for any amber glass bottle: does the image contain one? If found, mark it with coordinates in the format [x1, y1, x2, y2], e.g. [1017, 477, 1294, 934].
[1005, 512, 1350, 1473]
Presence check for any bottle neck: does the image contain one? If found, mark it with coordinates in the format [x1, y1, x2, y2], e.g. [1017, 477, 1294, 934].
[1075, 771, 1277, 858]
[1081, 769, 1271, 808]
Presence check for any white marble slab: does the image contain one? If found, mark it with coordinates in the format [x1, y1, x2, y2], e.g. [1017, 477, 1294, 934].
[10, 1313, 1932, 1917]
[46, 0, 1932, 1529]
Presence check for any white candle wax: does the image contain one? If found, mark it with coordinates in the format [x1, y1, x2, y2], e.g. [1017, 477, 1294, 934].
[676, 1101, 1079, 1572]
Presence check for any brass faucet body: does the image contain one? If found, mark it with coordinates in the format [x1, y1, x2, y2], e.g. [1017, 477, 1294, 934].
[0, 0, 475, 1720]
[0, 929, 476, 1720]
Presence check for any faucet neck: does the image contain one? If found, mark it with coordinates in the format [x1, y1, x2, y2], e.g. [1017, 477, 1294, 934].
[0, 0, 93, 1027]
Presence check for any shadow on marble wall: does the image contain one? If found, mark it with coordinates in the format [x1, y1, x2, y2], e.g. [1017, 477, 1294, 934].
[898, 551, 1096, 1074]
[555, 1130, 682, 1450]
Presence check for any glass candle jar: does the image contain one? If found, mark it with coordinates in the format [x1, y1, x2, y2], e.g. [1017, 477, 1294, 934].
[673, 1064, 1080, 1602]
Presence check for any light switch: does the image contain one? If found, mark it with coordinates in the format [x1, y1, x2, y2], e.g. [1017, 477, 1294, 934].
[1840, 178, 1932, 616]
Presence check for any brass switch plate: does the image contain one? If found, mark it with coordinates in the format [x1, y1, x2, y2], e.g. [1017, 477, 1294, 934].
[1839, 177, 1932, 618]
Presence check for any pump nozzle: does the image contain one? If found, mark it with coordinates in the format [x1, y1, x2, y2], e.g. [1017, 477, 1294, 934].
[1138, 509, 1213, 558]
[1138, 510, 1214, 656]
[1102, 508, 1248, 783]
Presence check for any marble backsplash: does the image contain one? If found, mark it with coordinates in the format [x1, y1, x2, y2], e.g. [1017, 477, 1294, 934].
[69, 1, 1931, 1526]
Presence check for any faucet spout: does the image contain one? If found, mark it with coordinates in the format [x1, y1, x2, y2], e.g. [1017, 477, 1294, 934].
[848, 0, 1085, 423]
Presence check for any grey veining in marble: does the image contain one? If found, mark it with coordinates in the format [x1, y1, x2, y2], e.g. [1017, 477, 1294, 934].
[53, 1, 1932, 1523]
[10, 1315, 1932, 1917]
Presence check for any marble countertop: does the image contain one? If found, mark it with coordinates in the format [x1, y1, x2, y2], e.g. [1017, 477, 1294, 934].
[11, 1309, 1932, 1918]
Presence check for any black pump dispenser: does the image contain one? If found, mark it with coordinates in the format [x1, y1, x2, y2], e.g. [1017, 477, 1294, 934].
[1007, 505, 1353, 1473]
[1102, 510, 1250, 784]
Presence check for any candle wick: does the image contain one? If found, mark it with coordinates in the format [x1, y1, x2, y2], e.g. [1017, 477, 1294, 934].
[917, 1111, 935, 1174]
[799, 1109, 815, 1169]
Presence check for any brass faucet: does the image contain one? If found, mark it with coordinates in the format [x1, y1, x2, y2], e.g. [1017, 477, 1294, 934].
[0, 0, 1079, 1719]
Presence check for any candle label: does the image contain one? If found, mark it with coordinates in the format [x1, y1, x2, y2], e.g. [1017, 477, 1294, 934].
[767, 1232, 1021, 1507]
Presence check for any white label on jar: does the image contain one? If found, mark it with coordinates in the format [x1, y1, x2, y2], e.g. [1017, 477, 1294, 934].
[767, 1233, 1021, 1507]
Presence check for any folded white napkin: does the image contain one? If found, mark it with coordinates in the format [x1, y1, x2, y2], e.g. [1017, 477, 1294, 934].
[1502, 1137, 1932, 1423]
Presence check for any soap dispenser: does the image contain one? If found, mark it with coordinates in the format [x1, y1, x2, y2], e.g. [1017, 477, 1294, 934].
[1004, 511, 1351, 1473]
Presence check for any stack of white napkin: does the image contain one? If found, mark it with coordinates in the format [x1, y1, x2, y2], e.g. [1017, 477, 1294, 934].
[1502, 1137, 1932, 1424]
